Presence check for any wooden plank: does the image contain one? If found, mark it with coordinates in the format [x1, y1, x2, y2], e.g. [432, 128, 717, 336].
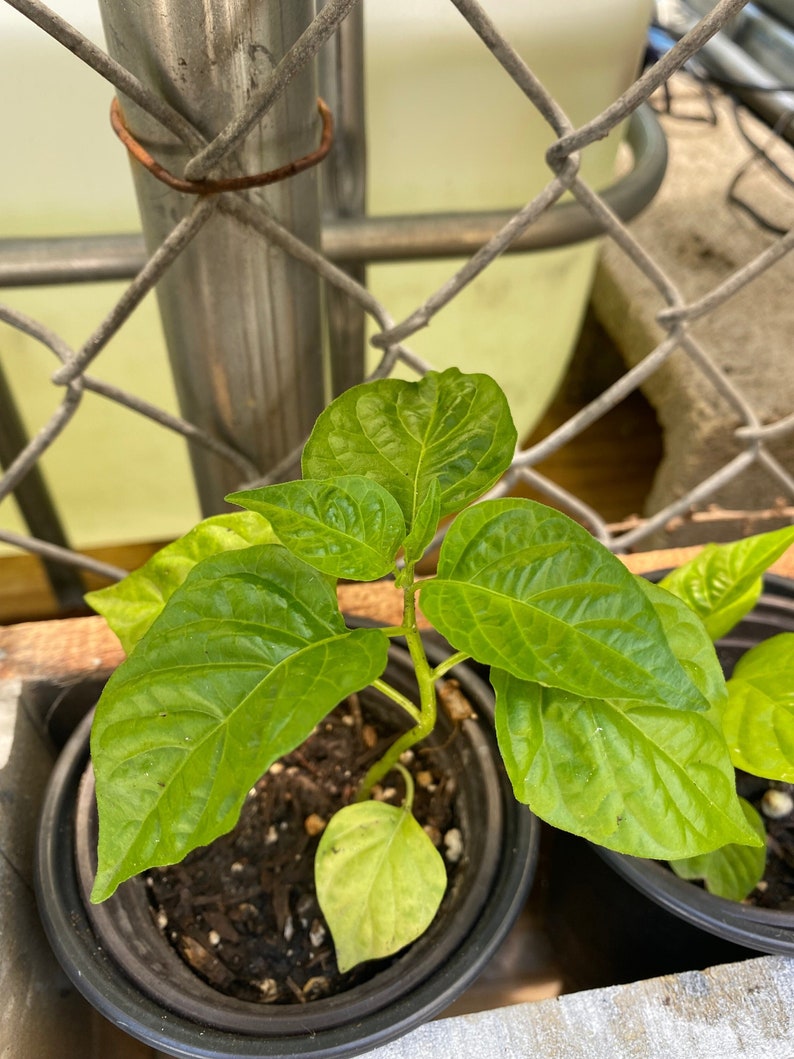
[3, 548, 794, 684]
[0, 582, 408, 684]
[0, 541, 168, 625]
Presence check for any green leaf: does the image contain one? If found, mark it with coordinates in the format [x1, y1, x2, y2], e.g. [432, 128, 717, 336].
[301, 368, 516, 530]
[227, 476, 405, 581]
[659, 526, 794, 640]
[84, 511, 277, 653]
[670, 798, 767, 900]
[90, 544, 389, 902]
[493, 668, 762, 858]
[401, 478, 441, 566]
[723, 633, 794, 782]
[315, 800, 447, 972]
[421, 498, 709, 713]
[636, 578, 727, 709]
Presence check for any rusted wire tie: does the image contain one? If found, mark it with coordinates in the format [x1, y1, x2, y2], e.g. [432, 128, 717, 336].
[110, 97, 333, 195]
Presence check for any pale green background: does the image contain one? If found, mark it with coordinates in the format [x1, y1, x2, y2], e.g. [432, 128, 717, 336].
[0, 0, 650, 553]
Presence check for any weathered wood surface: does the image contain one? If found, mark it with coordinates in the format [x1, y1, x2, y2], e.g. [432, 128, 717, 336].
[367, 955, 794, 1059]
[3, 547, 794, 683]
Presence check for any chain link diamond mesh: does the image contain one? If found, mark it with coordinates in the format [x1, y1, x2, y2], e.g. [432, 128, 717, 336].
[0, 0, 792, 599]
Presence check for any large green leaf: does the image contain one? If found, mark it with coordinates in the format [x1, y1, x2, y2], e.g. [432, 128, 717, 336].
[85, 511, 276, 653]
[90, 544, 389, 902]
[228, 476, 405, 581]
[315, 800, 447, 972]
[670, 797, 767, 900]
[421, 499, 709, 712]
[493, 668, 761, 858]
[635, 578, 727, 709]
[301, 368, 516, 530]
[659, 525, 794, 640]
[723, 632, 794, 782]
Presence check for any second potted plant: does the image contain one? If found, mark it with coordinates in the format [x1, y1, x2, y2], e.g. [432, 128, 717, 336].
[598, 558, 794, 957]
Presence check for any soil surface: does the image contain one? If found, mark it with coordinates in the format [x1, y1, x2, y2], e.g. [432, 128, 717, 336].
[738, 774, 794, 911]
[145, 694, 465, 1004]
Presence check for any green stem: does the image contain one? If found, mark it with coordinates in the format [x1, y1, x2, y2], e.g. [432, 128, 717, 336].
[372, 678, 421, 723]
[357, 568, 437, 800]
[379, 625, 410, 638]
[430, 650, 470, 681]
[394, 762, 415, 812]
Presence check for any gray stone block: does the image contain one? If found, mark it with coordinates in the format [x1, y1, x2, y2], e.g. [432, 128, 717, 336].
[592, 77, 794, 545]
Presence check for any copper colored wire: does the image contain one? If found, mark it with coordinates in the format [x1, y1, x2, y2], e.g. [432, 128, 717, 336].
[110, 97, 334, 195]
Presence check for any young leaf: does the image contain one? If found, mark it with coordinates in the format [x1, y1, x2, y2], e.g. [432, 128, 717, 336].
[84, 511, 277, 654]
[315, 801, 447, 972]
[227, 476, 405, 581]
[723, 633, 794, 782]
[670, 798, 767, 900]
[635, 578, 727, 709]
[401, 478, 441, 566]
[493, 668, 762, 859]
[658, 525, 794, 640]
[301, 368, 516, 530]
[421, 498, 709, 713]
[90, 544, 389, 902]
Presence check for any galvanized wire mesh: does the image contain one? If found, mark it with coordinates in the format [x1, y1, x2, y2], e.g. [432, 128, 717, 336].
[1, 0, 793, 599]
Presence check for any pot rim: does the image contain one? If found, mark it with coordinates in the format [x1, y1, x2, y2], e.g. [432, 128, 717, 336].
[595, 849, 794, 954]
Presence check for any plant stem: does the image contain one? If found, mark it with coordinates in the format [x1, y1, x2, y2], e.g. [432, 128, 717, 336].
[379, 625, 410, 638]
[357, 568, 437, 800]
[371, 678, 421, 723]
[431, 650, 470, 681]
[394, 762, 415, 812]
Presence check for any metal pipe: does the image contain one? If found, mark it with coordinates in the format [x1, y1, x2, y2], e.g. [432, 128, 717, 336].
[95, 0, 326, 513]
[0, 106, 666, 287]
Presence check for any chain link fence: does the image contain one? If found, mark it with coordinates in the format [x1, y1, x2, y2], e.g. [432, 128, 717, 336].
[1, 0, 793, 614]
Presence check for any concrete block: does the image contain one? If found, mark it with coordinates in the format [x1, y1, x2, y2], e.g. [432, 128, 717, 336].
[367, 955, 794, 1059]
[592, 76, 794, 545]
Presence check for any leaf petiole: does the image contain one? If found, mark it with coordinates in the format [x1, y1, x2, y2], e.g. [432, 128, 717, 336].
[372, 679, 422, 724]
[430, 650, 471, 681]
[378, 625, 411, 638]
[393, 762, 415, 813]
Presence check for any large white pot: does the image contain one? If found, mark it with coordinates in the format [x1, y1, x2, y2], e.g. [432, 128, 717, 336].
[365, 0, 655, 440]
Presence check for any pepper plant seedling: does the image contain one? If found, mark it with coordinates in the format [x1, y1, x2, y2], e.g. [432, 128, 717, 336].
[87, 368, 792, 968]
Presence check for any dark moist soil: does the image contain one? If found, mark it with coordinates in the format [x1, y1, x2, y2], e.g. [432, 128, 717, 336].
[737, 773, 794, 911]
[145, 694, 465, 1005]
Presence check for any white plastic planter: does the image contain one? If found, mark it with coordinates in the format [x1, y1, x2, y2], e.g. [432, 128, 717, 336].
[364, 0, 655, 439]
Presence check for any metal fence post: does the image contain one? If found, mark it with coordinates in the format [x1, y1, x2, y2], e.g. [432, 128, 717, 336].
[95, 0, 327, 513]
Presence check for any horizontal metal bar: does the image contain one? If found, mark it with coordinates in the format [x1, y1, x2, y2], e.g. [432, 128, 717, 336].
[0, 234, 148, 287]
[0, 107, 666, 287]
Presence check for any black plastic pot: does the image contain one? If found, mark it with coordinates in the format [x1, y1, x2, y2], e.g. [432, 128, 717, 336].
[35, 638, 539, 1059]
[597, 574, 794, 957]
